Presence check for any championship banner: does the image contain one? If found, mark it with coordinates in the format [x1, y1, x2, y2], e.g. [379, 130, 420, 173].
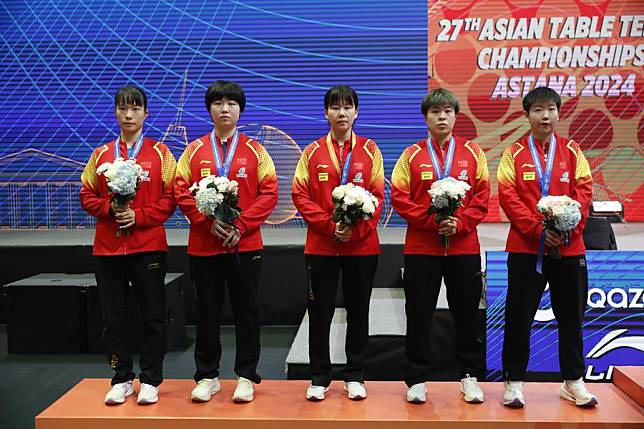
[428, 0, 644, 221]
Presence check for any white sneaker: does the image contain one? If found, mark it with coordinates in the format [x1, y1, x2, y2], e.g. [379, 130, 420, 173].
[306, 385, 329, 401]
[191, 378, 221, 402]
[137, 383, 158, 404]
[460, 376, 484, 403]
[232, 377, 255, 403]
[406, 383, 427, 403]
[503, 381, 525, 408]
[561, 378, 598, 407]
[104, 381, 134, 404]
[344, 381, 367, 400]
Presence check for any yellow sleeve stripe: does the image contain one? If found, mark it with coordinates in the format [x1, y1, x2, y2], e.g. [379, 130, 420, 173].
[497, 147, 516, 185]
[408, 144, 423, 164]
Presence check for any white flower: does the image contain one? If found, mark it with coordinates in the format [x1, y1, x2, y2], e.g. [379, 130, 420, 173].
[537, 195, 582, 232]
[97, 158, 144, 195]
[192, 175, 239, 219]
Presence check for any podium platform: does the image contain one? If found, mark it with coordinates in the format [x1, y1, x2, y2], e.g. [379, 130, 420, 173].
[36, 378, 643, 429]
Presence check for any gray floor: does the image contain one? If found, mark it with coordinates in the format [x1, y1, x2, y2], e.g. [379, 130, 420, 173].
[0, 324, 298, 429]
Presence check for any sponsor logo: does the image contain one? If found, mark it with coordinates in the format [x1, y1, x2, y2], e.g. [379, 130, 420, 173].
[236, 167, 247, 178]
[458, 169, 469, 181]
[353, 172, 364, 183]
[200, 168, 211, 177]
[318, 172, 328, 181]
[420, 163, 432, 168]
[560, 171, 570, 183]
[535, 286, 643, 322]
[585, 330, 644, 381]
[199, 160, 211, 164]
[521, 163, 535, 168]
[317, 164, 328, 169]
[421, 171, 433, 180]
[523, 171, 536, 181]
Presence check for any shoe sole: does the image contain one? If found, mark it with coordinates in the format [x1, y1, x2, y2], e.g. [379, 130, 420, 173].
[105, 388, 134, 405]
[503, 398, 525, 408]
[137, 397, 158, 405]
[191, 389, 220, 402]
[406, 396, 426, 404]
[560, 389, 598, 408]
[464, 396, 484, 404]
[232, 395, 254, 403]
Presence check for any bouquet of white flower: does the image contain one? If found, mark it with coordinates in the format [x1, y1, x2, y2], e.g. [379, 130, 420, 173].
[331, 183, 378, 225]
[190, 175, 241, 223]
[427, 176, 471, 248]
[97, 157, 147, 208]
[537, 195, 582, 258]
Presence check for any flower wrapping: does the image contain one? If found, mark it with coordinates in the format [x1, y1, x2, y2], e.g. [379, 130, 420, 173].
[190, 175, 241, 223]
[427, 177, 471, 248]
[537, 195, 582, 258]
[331, 183, 378, 225]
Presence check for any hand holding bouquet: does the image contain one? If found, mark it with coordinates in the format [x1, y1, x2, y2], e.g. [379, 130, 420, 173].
[427, 177, 471, 248]
[97, 158, 148, 236]
[331, 183, 378, 226]
[190, 175, 241, 225]
[537, 195, 582, 259]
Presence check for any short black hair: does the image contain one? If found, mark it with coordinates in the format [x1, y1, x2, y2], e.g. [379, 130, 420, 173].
[205, 80, 246, 113]
[324, 85, 358, 110]
[420, 88, 460, 116]
[522, 87, 561, 112]
[115, 86, 147, 110]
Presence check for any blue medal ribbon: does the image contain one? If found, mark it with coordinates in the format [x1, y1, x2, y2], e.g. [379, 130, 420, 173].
[528, 134, 557, 274]
[115, 133, 144, 160]
[340, 146, 353, 185]
[426, 134, 456, 180]
[210, 128, 239, 177]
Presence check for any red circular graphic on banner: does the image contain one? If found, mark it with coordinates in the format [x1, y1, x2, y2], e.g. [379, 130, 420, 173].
[569, 109, 613, 150]
[603, 72, 643, 120]
[434, 37, 477, 85]
[454, 112, 478, 141]
[560, 96, 580, 121]
[501, 111, 528, 143]
[468, 74, 511, 122]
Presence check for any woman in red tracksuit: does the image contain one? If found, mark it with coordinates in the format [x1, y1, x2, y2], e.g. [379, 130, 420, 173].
[174, 80, 278, 404]
[391, 88, 489, 405]
[292, 85, 384, 401]
[80, 86, 177, 405]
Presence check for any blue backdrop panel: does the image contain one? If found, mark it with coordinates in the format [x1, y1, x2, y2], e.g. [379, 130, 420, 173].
[0, 0, 427, 229]
[486, 250, 644, 381]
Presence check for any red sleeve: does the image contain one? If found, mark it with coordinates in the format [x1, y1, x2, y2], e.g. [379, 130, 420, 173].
[233, 144, 278, 235]
[134, 145, 178, 229]
[454, 143, 490, 235]
[291, 147, 336, 236]
[79, 148, 112, 219]
[390, 146, 438, 231]
[174, 143, 215, 230]
[352, 141, 384, 240]
[497, 145, 542, 239]
[570, 142, 593, 238]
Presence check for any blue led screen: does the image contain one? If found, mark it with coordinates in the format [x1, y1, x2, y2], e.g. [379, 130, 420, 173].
[0, 0, 426, 229]
[486, 251, 644, 381]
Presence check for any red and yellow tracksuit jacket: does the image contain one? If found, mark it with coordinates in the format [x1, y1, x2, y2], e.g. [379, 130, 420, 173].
[80, 138, 177, 256]
[174, 132, 278, 256]
[391, 136, 489, 256]
[292, 132, 384, 256]
[497, 133, 592, 256]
